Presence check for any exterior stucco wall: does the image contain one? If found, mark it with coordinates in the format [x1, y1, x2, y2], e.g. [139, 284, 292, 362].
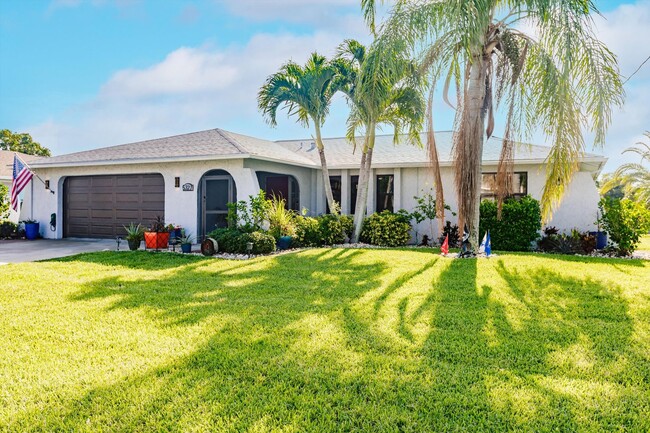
[242, 159, 316, 214]
[24, 159, 261, 239]
[1, 178, 21, 223]
[23, 156, 601, 242]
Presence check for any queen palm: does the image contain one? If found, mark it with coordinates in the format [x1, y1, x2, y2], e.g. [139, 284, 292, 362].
[601, 131, 650, 207]
[363, 0, 624, 249]
[335, 39, 425, 242]
[258, 53, 340, 212]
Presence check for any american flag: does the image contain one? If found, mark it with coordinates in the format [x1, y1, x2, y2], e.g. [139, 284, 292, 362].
[11, 155, 33, 211]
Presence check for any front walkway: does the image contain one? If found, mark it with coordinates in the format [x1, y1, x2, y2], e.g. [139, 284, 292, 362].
[0, 238, 117, 264]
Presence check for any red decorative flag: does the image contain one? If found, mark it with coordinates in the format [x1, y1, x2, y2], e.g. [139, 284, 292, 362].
[11, 155, 33, 211]
[441, 234, 449, 256]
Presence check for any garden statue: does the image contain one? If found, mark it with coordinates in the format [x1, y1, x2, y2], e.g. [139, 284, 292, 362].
[458, 224, 475, 258]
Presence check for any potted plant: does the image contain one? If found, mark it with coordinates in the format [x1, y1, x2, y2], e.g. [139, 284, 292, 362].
[591, 210, 608, 250]
[123, 222, 145, 251]
[179, 231, 194, 253]
[144, 216, 170, 250]
[267, 196, 295, 250]
[21, 219, 40, 240]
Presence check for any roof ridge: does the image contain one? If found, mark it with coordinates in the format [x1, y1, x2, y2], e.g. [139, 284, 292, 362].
[216, 129, 248, 154]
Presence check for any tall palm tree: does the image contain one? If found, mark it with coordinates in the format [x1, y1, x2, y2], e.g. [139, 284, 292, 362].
[601, 131, 650, 208]
[362, 0, 624, 249]
[335, 39, 425, 242]
[258, 53, 341, 213]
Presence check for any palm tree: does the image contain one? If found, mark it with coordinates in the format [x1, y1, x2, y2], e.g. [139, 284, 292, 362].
[362, 0, 624, 249]
[258, 53, 341, 212]
[601, 131, 650, 208]
[335, 39, 425, 242]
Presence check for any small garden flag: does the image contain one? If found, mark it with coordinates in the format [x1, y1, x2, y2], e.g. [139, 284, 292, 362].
[485, 231, 492, 257]
[11, 155, 33, 211]
[441, 234, 449, 256]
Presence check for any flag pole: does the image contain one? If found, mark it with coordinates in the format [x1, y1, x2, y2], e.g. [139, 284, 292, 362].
[14, 154, 55, 194]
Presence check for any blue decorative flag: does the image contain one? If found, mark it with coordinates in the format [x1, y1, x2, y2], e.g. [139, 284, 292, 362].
[485, 231, 491, 256]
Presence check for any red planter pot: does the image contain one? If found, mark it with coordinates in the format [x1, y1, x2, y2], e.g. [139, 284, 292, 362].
[144, 232, 170, 249]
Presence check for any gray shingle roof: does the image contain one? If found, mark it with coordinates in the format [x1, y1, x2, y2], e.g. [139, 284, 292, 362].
[276, 131, 604, 168]
[31, 128, 315, 167]
[31, 128, 605, 169]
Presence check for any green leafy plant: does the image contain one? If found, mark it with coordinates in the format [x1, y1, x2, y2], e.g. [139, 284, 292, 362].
[317, 214, 346, 245]
[179, 231, 194, 245]
[207, 228, 276, 255]
[226, 190, 271, 233]
[479, 196, 542, 251]
[0, 184, 9, 219]
[360, 211, 411, 247]
[292, 217, 321, 247]
[266, 195, 296, 240]
[403, 190, 455, 244]
[0, 220, 18, 239]
[598, 197, 650, 255]
[123, 223, 145, 242]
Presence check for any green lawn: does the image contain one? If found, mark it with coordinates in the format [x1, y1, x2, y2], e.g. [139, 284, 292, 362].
[637, 234, 650, 251]
[1, 249, 649, 432]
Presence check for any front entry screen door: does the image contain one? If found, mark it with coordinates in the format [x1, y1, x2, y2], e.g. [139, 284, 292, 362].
[203, 176, 232, 235]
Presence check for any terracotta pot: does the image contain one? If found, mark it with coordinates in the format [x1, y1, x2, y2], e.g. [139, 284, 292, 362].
[144, 232, 170, 249]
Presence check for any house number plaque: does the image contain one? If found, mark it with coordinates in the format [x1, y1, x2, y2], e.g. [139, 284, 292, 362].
[182, 183, 194, 192]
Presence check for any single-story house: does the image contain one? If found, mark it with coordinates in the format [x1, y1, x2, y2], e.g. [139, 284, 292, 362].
[1, 150, 44, 223]
[19, 128, 606, 241]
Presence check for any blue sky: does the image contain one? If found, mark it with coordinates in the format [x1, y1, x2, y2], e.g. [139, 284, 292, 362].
[1, 0, 649, 172]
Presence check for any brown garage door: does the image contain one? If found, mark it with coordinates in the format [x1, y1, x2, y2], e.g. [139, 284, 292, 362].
[64, 174, 165, 238]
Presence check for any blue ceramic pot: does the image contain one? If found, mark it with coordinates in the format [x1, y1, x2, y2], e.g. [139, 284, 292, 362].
[24, 222, 39, 240]
[277, 236, 292, 250]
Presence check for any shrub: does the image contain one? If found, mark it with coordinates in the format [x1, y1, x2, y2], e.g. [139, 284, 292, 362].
[318, 214, 346, 245]
[243, 231, 276, 255]
[360, 211, 411, 247]
[538, 227, 597, 255]
[208, 228, 246, 253]
[438, 221, 460, 248]
[598, 197, 650, 255]
[226, 190, 271, 232]
[340, 214, 354, 241]
[208, 228, 276, 255]
[0, 220, 18, 239]
[0, 184, 9, 219]
[479, 196, 541, 251]
[293, 216, 321, 247]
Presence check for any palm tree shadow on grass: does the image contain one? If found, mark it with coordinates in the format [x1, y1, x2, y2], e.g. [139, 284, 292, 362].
[10, 252, 644, 432]
[413, 257, 638, 431]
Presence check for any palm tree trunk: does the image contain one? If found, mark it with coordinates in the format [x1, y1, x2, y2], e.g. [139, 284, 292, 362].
[352, 127, 375, 243]
[314, 122, 336, 214]
[456, 55, 487, 250]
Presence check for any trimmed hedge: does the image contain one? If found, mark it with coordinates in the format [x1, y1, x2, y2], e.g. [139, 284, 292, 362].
[479, 196, 541, 251]
[360, 210, 412, 247]
[207, 228, 276, 255]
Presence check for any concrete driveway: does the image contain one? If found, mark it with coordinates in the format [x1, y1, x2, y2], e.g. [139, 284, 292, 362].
[0, 238, 118, 264]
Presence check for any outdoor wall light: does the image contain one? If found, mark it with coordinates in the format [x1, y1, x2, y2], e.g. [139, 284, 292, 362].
[45, 180, 50, 190]
[174, 177, 180, 188]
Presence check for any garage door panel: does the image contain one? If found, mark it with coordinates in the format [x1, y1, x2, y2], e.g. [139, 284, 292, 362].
[65, 174, 164, 238]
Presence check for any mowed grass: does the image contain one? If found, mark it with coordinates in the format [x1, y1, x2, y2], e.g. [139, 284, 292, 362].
[1, 249, 649, 432]
[637, 234, 650, 251]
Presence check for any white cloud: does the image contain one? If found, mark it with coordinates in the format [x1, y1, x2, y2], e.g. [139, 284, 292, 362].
[28, 28, 371, 155]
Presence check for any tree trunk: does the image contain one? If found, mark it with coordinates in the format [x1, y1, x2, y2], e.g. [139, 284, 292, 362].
[352, 127, 375, 243]
[314, 122, 336, 214]
[456, 55, 487, 251]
